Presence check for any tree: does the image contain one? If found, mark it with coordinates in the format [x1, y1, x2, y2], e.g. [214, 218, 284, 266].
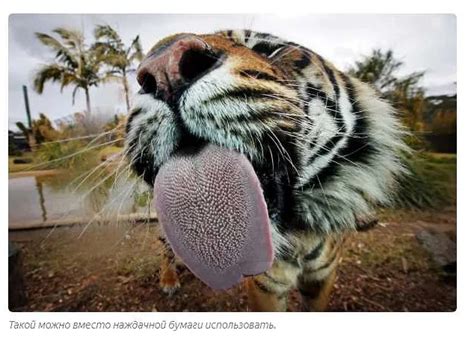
[431, 110, 456, 134]
[348, 49, 426, 132]
[33, 28, 102, 117]
[348, 49, 402, 93]
[93, 25, 144, 111]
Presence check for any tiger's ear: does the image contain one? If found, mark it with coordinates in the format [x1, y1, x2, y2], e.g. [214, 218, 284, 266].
[355, 215, 379, 232]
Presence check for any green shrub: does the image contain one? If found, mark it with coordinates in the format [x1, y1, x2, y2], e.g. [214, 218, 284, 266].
[393, 152, 456, 209]
[34, 141, 97, 170]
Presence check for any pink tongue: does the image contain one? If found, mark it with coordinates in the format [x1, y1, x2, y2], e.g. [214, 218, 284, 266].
[154, 144, 274, 290]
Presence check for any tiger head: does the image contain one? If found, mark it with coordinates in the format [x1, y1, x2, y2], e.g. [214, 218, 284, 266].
[125, 30, 407, 255]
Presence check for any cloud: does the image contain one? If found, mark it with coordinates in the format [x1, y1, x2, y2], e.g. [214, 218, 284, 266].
[8, 14, 456, 129]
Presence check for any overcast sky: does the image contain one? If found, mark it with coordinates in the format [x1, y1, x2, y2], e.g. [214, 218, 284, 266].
[8, 14, 456, 130]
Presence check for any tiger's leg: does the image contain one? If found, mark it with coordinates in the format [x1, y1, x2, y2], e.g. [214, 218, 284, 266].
[246, 258, 301, 312]
[158, 236, 180, 294]
[298, 237, 344, 311]
[298, 268, 337, 311]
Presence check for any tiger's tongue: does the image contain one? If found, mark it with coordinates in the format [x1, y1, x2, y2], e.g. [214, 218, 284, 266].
[154, 144, 274, 290]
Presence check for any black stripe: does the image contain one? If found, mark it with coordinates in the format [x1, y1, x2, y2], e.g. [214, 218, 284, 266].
[299, 281, 322, 298]
[164, 247, 175, 260]
[256, 131, 301, 232]
[263, 272, 288, 286]
[276, 251, 300, 268]
[254, 279, 274, 294]
[338, 73, 374, 164]
[209, 87, 276, 102]
[304, 240, 325, 261]
[294, 50, 311, 70]
[252, 42, 286, 57]
[130, 153, 157, 187]
[315, 54, 340, 99]
[317, 135, 344, 157]
[239, 70, 282, 84]
[302, 100, 313, 134]
[244, 29, 251, 43]
[189, 106, 278, 128]
[146, 116, 159, 126]
[305, 134, 344, 166]
[125, 108, 142, 134]
[127, 126, 159, 186]
[305, 253, 337, 274]
[309, 162, 339, 187]
[254, 32, 272, 40]
[355, 217, 379, 231]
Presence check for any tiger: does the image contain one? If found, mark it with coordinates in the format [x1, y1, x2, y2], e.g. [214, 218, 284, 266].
[124, 29, 408, 311]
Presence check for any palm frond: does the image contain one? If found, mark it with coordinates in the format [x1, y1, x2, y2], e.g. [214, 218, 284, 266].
[33, 64, 69, 93]
[94, 25, 121, 42]
[129, 35, 144, 62]
[100, 72, 122, 83]
[35, 32, 78, 68]
[101, 52, 128, 69]
[60, 72, 79, 92]
[52, 28, 84, 50]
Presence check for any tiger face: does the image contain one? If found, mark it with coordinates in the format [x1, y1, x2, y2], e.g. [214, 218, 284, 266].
[125, 29, 406, 259]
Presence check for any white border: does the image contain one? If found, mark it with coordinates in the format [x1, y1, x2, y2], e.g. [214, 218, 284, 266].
[2, 1, 472, 339]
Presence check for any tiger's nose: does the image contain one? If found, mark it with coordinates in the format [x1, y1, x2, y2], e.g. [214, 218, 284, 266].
[136, 34, 220, 102]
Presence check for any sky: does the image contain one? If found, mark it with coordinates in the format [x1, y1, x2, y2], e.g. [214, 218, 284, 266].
[8, 14, 456, 130]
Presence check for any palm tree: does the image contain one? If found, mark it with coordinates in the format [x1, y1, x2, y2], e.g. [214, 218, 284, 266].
[93, 25, 144, 111]
[33, 28, 102, 117]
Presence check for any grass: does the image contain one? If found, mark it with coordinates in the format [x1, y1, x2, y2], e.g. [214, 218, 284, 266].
[9, 145, 124, 173]
[345, 229, 431, 272]
[392, 152, 456, 209]
[9, 156, 36, 173]
[98, 145, 123, 159]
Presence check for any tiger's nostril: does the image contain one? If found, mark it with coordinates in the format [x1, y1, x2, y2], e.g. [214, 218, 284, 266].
[179, 49, 220, 83]
[140, 73, 158, 96]
[136, 35, 222, 103]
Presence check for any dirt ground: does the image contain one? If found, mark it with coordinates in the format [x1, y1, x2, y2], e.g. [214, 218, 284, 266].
[9, 207, 456, 312]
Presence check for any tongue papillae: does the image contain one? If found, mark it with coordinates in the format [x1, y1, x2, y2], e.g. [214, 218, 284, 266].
[154, 144, 274, 290]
